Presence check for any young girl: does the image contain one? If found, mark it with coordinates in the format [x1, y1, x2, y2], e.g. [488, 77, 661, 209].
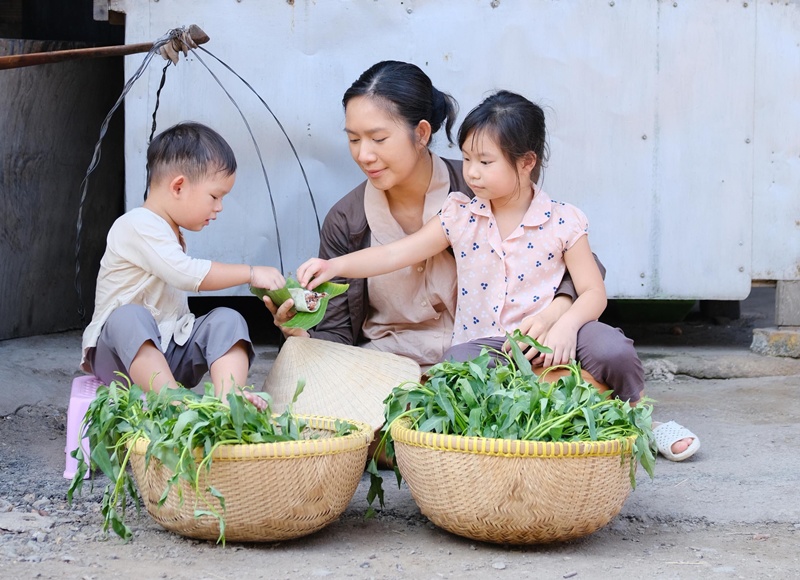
[297, 90, 606, 371]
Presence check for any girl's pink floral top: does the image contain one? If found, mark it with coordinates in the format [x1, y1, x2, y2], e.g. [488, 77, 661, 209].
[439, 188, 588, 345]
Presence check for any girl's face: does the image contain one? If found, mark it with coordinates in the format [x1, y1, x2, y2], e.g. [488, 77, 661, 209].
[344, 96, 427, 193]
[461, 131, 531, 203]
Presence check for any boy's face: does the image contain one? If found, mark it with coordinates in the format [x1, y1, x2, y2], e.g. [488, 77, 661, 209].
[173, 170, 236, 232]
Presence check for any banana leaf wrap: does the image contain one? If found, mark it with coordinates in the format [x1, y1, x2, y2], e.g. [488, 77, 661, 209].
[250, 278, 348, 330]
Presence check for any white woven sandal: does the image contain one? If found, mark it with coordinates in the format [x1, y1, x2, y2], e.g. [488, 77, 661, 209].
[653, 421, 701, 461]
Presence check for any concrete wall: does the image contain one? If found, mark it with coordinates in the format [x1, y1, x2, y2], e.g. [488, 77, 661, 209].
[113, 0, 799, 300]
[0, 39, 124, 339]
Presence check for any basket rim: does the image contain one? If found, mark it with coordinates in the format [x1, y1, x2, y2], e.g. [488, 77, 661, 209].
[129, 414, 373, 460]
[390, 416, 636, 458]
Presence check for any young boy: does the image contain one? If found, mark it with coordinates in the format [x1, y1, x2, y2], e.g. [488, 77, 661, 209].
[80, 122, 284, 409]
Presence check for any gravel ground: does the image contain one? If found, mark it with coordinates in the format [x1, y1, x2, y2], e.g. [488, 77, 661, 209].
[1, 290, 799, 579]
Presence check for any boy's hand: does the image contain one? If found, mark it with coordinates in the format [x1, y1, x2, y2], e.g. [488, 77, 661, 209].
[297, 258, 333, 290]
[251, 266, 285, 290]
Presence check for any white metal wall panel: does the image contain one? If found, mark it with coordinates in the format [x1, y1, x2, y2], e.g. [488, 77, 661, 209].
[650, 1, 754, 298]
[111, 0, 797, 298]
[752, 1, 800, 282]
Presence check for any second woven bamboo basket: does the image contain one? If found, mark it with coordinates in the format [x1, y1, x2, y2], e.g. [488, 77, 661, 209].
[391, 418, 635, 544]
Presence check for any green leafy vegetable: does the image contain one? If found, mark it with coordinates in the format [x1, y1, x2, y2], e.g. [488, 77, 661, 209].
[67, 376, 353, 544]
[250, 277, 348, 330]
[366, 331, 656, 515]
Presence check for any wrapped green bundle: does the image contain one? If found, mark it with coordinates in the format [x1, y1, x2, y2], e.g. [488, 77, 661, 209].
[250, 278, 348, 330]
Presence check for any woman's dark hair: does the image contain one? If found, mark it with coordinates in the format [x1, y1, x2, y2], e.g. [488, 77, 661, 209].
[146, 121, 237, 186]
[342, 60, 458, 145]
[458, 90, 549, 183]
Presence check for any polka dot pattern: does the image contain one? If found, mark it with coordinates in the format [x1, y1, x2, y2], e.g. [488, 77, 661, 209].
[440, 190, 589, 344]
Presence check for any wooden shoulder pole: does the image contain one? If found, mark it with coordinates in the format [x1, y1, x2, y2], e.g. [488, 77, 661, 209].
[0, 25, 209, 71]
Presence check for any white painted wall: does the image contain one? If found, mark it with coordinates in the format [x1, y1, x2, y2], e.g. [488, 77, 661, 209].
[112, 0, 800, 299]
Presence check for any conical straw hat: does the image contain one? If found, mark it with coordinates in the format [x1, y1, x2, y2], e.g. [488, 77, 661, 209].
[263, 337, 421, 430]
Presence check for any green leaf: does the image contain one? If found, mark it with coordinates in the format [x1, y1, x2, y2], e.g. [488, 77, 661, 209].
[108, 508, 132, 542]
[67, 448, 87, 504]
[467, 407, 483, 436]
[418, 415, 446, 433]
[433, 387, 456, 425]
[228, 393, 245, 440]
[292, 378, 306, 404]
[582, 407, 598, 440]
[171, 409, 199, 439]
[365, 459, 385, 509]
[250, 278, 349, 330]
[208, 486, 226, 511]
[90, 443, 116, 479]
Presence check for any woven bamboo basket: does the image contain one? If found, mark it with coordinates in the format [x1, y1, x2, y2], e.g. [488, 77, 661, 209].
[391, 418, 636, 544]
[128, 415, 372, 542]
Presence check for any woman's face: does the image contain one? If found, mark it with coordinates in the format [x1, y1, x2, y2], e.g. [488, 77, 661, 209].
[344, 96, 425, 193]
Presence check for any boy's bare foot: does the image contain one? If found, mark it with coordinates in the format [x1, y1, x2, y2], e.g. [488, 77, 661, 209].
[242, 390, 268, 411]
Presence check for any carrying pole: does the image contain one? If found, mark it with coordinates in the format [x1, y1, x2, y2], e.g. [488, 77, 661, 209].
[0, 24, 209, 71]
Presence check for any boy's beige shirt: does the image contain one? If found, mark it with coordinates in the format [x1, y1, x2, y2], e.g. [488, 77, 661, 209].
[80, 207, 212, 371]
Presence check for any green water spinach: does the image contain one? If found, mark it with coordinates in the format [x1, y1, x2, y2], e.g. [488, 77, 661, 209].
[68, 377, 351, 544]
[366, 331, 656, 516]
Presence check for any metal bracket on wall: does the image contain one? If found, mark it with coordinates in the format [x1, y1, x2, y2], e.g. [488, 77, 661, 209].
[93, 1, 109, 21]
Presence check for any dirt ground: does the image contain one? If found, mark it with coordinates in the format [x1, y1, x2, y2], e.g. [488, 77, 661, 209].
[1, 290, 799, 579]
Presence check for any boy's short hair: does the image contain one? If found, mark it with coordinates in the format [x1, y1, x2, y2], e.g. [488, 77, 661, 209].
[146, 122, 237, 186]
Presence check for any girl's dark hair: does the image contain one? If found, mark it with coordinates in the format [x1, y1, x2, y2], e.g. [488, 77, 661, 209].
[342, 60, 458, 145]
[458, 90, 549, 183]
[146, 121, 237, 186]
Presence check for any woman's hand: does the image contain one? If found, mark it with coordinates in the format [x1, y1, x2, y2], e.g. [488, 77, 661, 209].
[262, 295, 310, 339]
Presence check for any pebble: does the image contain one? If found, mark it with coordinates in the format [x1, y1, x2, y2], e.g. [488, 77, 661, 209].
[492, 562, 507, 570]
[23, 493, 36, 504]
[32, 498, 51, 509]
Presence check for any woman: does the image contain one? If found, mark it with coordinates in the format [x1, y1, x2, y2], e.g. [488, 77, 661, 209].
[265, 61, 698, 460]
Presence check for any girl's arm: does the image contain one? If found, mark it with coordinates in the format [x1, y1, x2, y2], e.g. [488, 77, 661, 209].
[557, 236, 607, 331]
[297, 217, 449, 289]
[532, 236, 607, 367]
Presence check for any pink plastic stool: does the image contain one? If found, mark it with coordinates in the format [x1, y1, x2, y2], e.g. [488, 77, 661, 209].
[64, 375, 103, 479]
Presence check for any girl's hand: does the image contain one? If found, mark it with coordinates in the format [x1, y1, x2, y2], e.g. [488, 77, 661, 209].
[251, 266, 285, 290]
[297, 258, 334, 289]
[261, 295, 310, 339]
[535, 319, 579, 368]
[505, 296, 573, 364]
